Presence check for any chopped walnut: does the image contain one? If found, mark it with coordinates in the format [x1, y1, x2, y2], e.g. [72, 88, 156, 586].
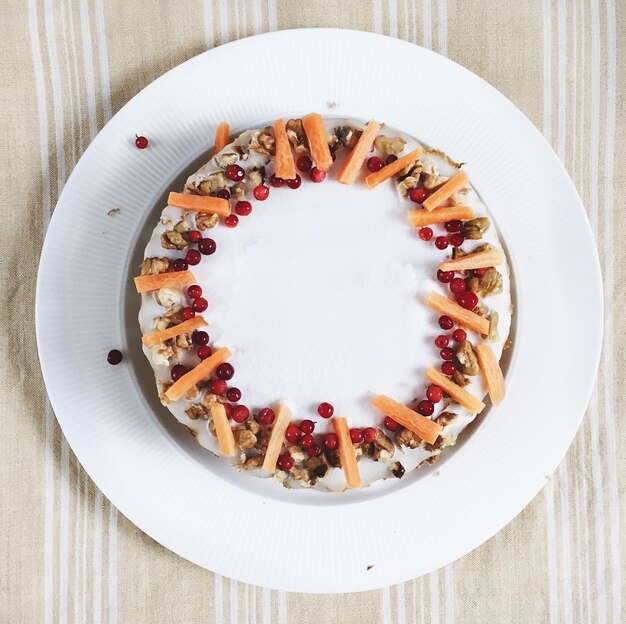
[286, 445, 306, 465]
[363, 429, 395, 462]
[158, 382, 172, 406]
[246, 419, 271, 452]
[195, 213, 219, 231]
[203, 393, 219, 409]
[303, 455, 329, 480]
[246, 167, 264, 188]
[397, 175, 421, 197]
[175, 331, 194, 349]
[391, 462, 405, 479]
[426, 454, 440, 464]
[140, 257, 170, 275]
[395, 427, 421, 449]
[460, 218, 490, 240]
[334, 126, 362, 151]
[160, 229, 187, 250]
[452, 370, 470, 387]
[240, 455, 265, 470]
[185, 385, 200, 401]
[437, 412, 457, 428]
[324, 448, 341, 468]
[286, 119, 308, 154]
[230, 182, 246, 200]
[422, 173, 447, 190]
[186, 403, 207, 420]
[488, 311, 500, 342]
[232, 143, 250, 161]
[454, 340, 480, 375]
[215, 153, 238, 168]
[468, 268, 503, 298]
[150, 342, 177, 366]
[249, 127, 275, 156]
[290, 466, 314, 485]
[233, 427, 257, 451]
[374, 135, 407, 156]
[155, 287, 179, 309]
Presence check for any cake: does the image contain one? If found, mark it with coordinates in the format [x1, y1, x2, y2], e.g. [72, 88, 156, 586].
[135, 114, 512, 492]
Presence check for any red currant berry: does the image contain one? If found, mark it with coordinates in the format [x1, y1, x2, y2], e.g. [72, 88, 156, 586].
[416, 400, 435, 416]
[253, 184, 269, 200]
[277, 454, 294, 471]
[232, 405, 249, 423]
[224, 214, 239, 228]
[449, 233, 464, 247]
[450, 277, 466, 294]
[187, 285, 202, 299]
[385, 155, 398, 165]
[434, 335, 449, 349]
[285, 425, 301, 444]
[426, 384, 443, 403]
[226, 387, 241, 402]
[317, 402, 334, 418]
[225, 164, 245, 182]
[171, 364, 188, 382]
[441, 361, 456, 376]
[216, 188, 230, 200]
[323, 433, 338, 450]
[210, 379, 227, 394]
[286, 174, 302, 189]
[270, 174, 284, 188]
[107, 349, 122, 365]
[197, 345, 212, 360]
[299, 420, 315, 434]
[193, 297, 208, 313]
[473, 267, 489, 277]
[193, 330, 209, 345]
[435, 236, 449, 250]
[181, 307, 195, 320]
[437, 269, 454, 283]
[198, 238, 216, 255]
[384, 416, 399, 431]
[444, 220, 462, 232]
[300, 434, 315, 449]
[456, 291, 478, 310]
[309, 167, 326, 183]
[362, 427, 377, 443]
[308, 443, 322, 457]
[453, 328, 467, 342]
[216, 362, 234, 380]
[223, 403, 233, 418]
[135, 135, 148, 149]
[440, 347, 454, 361]
[172, 258, 188, 272]
[296, 155, 312, 172]
[409, 187, 429, 203]
[350, 428, 363, 443]
[235, 200, 252, 216]
[187, 230, 202, 243]
[367, 156, 384, 172]
[438, 315, 454, 330]
[256, 408, 275, 426]
[185, 249, 201, 266]
[419, 227, 433, 241]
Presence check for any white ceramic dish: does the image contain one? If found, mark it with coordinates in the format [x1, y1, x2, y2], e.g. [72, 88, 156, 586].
[36, 29, 602, 593]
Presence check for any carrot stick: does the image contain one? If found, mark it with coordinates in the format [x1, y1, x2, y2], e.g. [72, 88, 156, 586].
[167, 192, 230, 216]
[134, 270, 196, 293]
[332, 417, 361, 488]
[475, 344, 506, 405]
[426, 292, 490, 335]
[370, 395, 442, 444]
[301, 113, 333, 171]
[210, 402, 236, 457]
[424, 367, 486, 414]
[142, 316, 207, 348]
[337, 120, 381, 185]
[262, 404, 293, 474]
[407, 206, 474, 228]
[422, 171, 469, 211]
[165, 347, 232, 402]
[273, 118, 296, 180]
[438, 248, 505, 272]
[214, 122, 230, 153]
[365, 147, 423, 189]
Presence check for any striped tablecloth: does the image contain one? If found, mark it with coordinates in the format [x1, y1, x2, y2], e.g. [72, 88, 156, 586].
[2, 1, 623, 622]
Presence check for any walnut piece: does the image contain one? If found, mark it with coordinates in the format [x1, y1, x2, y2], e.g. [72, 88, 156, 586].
[233, 428, 257, 451]
[215, 153, 238, 168]
[249, 127, 275, 156]
[422, 172, 447, 190]
[395, 427, 421, 449]
[155, 287, 179, 309]
[150, 342, 176, 366]
[186, 403, 207, 420]
[240, 455, 265, 470]
[397, 175, 420, 197]
[452, 370, 470, 387]
[175, 331, 194, 349]
[333, 126, 362, 151]
[468, 268, 503, 298]
[391, 462, 405, 479]
[374, 135, 407, 156]
[286, 119, 308, 154]
[246, 419, 271, 452]
[140, 257, 170, 275]
[158, 382, 172, 406]
[246, 167, 264, 188]
[195, 213, 219, 231]
[454, 340, 480, 375]
[461, 217, 490, 240]
[363, 429, 395, 462]
[160, 229, 187, 250]
[488, 311, 500, 342]
[184, 385, 200, 401]
[303, 455, 329, 481]
[230, 182, 246, 200]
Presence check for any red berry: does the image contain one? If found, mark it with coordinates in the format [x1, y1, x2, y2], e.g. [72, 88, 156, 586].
[300, 433, 315, 449]
[198, 238, 216, 255]
[449, 233, 464, 247]
[210, 379, 227, 394]
[456, 291, 478, 310]
[286, 174, 302, 189]
[384, 416, 399, 431]
[188, 285, 202, 299]
[323, 433, 338, 450]
[416, 400, 435, 416]
[277, 454, 294, 472]
[299, 420, 315, 434]
[172, 258, 188, 271]
[349, 428, 363, 443]
[197, 345, 212, 360]
[185, 249, 201, 266]
[193, 297, 208, 313]
[308, 443, 322, 457]
[232, 405, 249, 423]
[362, 427, 377, 443]
[434, 335, 449, 349]
[296, 155, 312, 172]
[444, 220, 462, 232]
[181, 307, 195, 320]
[409, 187, 429, 203]
[270, 174, 284, 188]
[440, 347, 454, 361]
[385, 155, 398, 165]
[216, 362, 234, 380]
[437, 269, 454, 283]
[453, 328, 467, 342]
[426, 384, 443, 403]
[309, 167, 326, 183]
[226, 387, 241, 402]
[473, 267, 489, 277]
[225, 164, 245, 182]
[253, 184, 269, 200]
[135, 135, 148, 149]
[235, 200, 252, 216]
[256, 408, 275, 426]
[450, 277, 466, 294]
[223, 403, 233, 417]
[224, 215, 239, 228]
[419, 227, 433, 241]
[171, 364, 188, 381]
[441, 361, 456, 376]
[438, 315, 454, 330]
[193, 330, 209, 345]
[367, 156, 384, 172]
[435, 236, 449, 250]
[107, 349, 122, 365]
[285, 425, 301, 444]
[216, 188, 230, 200]
[317, 402, 334, 418]
[188, 230, 202, 243]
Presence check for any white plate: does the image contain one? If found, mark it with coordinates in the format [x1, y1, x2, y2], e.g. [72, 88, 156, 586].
[36, 29, 602, 593]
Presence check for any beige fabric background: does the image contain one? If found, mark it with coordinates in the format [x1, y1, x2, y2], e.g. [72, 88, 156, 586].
[1, 0, 624, 622]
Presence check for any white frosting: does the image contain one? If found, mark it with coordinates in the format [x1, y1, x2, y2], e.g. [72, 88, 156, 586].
[138, 118, 512, 491]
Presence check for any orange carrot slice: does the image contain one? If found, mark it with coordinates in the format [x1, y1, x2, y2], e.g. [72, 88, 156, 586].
[426, 292, 490, 335]
[167, 192, 230, 217]
[273, 118, 296, 180]
[365, 147, 423, 189]
[332, 417, 361, 489]
[475, 344, 506, 405]
[370, 395, 442, 444]
[165, 347, 232, 402]
[209, 402, 236, 457]
[142, 316, 207, 348]
[301, 113, 333, 171]
[407, 206, 474, 228]
[422, 171, 469, 211]
[214, 122, 230, 153]
[439, 248, 504, 272]
[337, 120, 381, 185]
[262, 404, 293, 474]
[134, 270, 196, 293]
[425, 367, 486, 414]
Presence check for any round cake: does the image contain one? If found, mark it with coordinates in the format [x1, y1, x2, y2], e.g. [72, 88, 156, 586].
[135, 115, 512, 492]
